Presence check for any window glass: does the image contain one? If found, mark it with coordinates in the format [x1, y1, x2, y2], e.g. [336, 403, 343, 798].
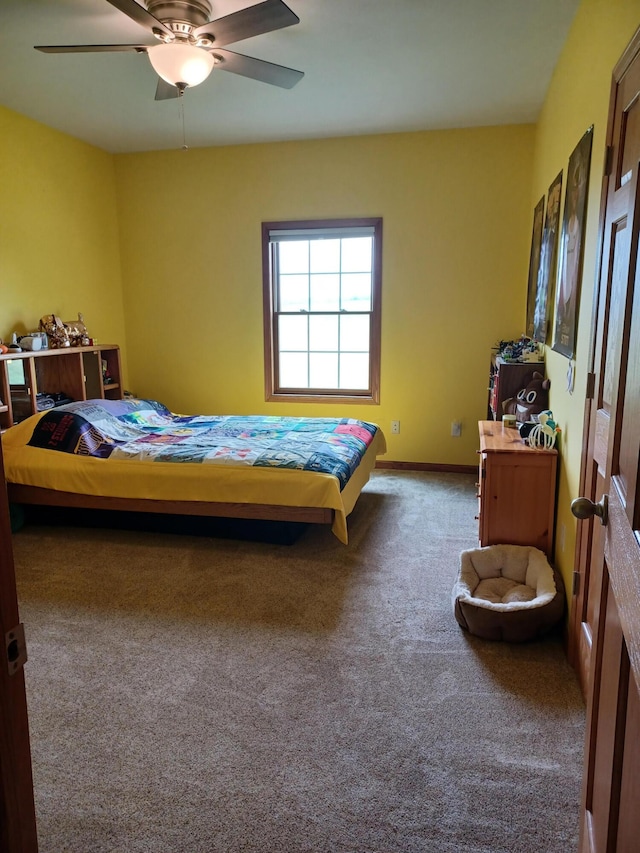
[310, 239, 340, 273]
[310, 274, 340, 312]
[309, 315, 339, 351]
[279, 274, 309, 312]
[278, 315, 308, 351]
[279, 240, 309, 274]
[279, 352, 308, 387]
[310, 353, 339, 388]
[341, 237, 372, 272]
[339, 353, 369, 389]
[341, 273, 372, 312]
[340, 314, 370, 352]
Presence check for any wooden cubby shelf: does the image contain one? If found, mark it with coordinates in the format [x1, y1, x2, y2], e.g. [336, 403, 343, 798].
[0, 344, 122, 432]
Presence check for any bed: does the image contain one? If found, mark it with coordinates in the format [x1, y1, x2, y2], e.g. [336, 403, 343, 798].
[1, 398, 386, 543]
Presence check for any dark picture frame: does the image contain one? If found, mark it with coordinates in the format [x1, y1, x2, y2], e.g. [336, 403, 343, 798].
[525, 195, 545, 339]
[552, 126, 593, 358]
[532, 171, 563, 343]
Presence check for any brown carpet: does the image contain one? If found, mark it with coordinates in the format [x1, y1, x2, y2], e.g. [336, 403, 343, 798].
[12, 471, 585, 853]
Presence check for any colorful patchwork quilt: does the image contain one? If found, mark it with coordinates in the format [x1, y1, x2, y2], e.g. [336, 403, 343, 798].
[27, 399, 379, 491]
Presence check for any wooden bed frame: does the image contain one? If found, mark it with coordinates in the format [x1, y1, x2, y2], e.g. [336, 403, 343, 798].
[7, 483, 334, 526]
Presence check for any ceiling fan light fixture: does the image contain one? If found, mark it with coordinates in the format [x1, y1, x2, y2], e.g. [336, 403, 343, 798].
[147, 43, 214, 88]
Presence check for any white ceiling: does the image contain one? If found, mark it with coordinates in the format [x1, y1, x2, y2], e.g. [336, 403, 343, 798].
[0, 0, 580, 155]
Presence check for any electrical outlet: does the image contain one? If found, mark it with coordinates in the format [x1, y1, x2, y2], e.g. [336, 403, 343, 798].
[451, 420, 462, 437]
[391, 420, 400, 434]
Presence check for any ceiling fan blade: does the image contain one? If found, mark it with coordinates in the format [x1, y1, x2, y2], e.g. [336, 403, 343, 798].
[155, 77, 180, 100]
[35, 44, 149, 53]
[212, 48, 303, 89]
[106, 0, 173, 39]
[194, 0, 299, 47]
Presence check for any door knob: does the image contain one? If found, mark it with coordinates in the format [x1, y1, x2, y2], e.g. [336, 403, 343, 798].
[571, 494, 608, 526]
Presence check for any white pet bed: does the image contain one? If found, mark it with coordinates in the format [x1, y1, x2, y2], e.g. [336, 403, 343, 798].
[452, 544, 565, 642]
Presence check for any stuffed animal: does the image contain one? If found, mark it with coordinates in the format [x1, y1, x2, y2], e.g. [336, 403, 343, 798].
[39, 314, 70, 348]
[502, 372, 550, 424]
[39, 313, 90, 348]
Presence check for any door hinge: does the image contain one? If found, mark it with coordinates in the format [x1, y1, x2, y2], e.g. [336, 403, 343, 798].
[585, 372, 596, 400]
[572, 571, 581, 597]
[605, 144, 615, 177]
[5, 623, 27, 676]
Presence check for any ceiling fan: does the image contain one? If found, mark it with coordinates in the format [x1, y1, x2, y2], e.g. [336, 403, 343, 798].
[35, 0, 304, 100]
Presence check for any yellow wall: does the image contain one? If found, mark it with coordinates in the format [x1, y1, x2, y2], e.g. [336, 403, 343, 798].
[530, 0, 640, 593]
[0, 106, 128, 377]
[114, 126, 534, 464]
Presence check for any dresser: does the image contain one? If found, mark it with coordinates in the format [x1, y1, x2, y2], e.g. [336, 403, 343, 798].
[477, 420, 557, 559]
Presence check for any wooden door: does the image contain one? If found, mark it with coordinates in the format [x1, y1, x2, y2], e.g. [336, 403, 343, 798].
[0, 437, 39, 852]
[569, 32, 640, 695]
[571, 28, 640, 853]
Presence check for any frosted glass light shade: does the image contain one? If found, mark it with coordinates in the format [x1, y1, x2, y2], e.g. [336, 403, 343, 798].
[148, 43, 215, 87]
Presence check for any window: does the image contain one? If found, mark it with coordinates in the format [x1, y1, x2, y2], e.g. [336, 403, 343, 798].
[262, 218, 382, 403]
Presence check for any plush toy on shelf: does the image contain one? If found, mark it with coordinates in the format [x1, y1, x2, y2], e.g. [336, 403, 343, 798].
[39, 312, 90, 348]
[502, 371, 551, 424]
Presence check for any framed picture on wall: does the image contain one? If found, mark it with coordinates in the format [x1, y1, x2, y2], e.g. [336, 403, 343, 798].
[532, 170, 563, 343]
[552, 126, 594, 358]
[525, 195, 545, 338]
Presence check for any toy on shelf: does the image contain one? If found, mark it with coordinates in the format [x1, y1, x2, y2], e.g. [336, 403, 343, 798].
[494, 336, 543, 363]
[502, 372, 550, 423]
[39, 313, 90, 348]
[8, 333, 22, 353]
[525, 410, 561, 449]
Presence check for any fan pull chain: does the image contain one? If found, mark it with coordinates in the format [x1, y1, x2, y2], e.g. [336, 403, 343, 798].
[179, 95, 189, 151]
